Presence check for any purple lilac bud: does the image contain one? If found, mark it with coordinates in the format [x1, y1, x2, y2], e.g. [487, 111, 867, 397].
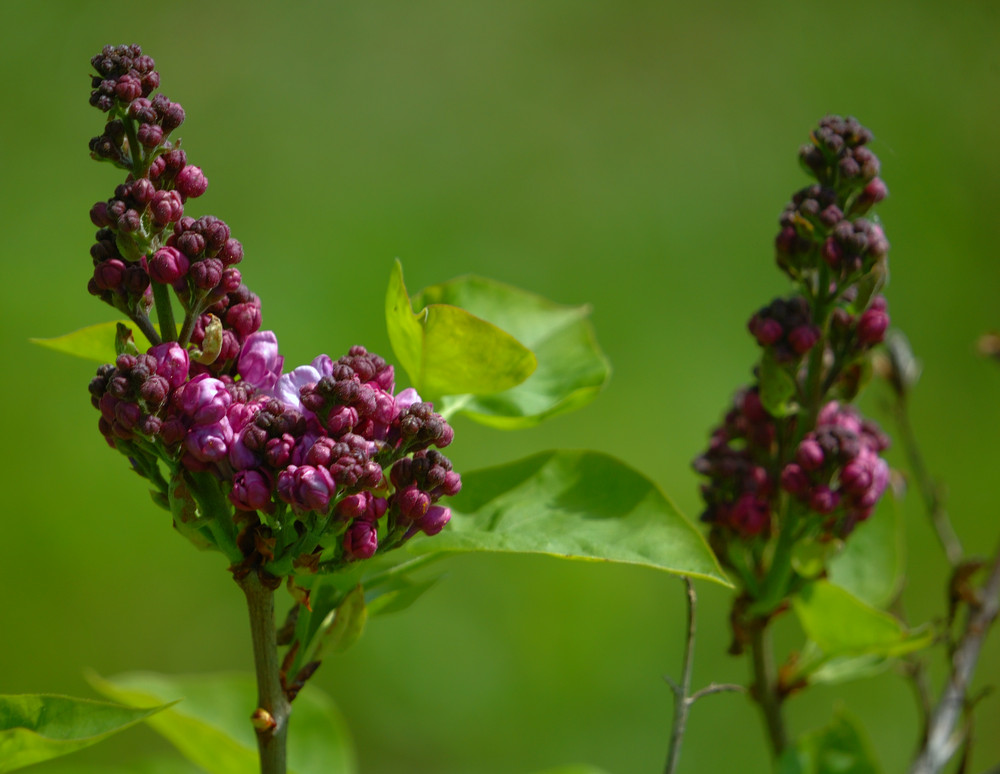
[230, 470, 273, 511]
[238, 331, 284, 391]
[175, 165, 208, 198]
[418, 505, 451, 536]
[176, 373, 231, 425]
[856, 297, 889, 345]
[343, 521, 378, 560]
[149, 246, 190, 284]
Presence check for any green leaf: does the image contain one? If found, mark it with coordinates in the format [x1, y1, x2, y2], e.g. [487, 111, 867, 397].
[385, 260, 537, 399]
[793, 581, 933, 660]
[310, 584, 368, 659]
[758, 349, 797, 417]
[408, 450, 730, 585]
[413, 274, 610, 428]
[533, 768, 613, 774]
[777, 710, 882, 774]
[366, 574, 442, 617]
[0, 694, 171, 773]
[39, 759, 202, 774]
[31, 321, 156, 363]
[827, 495, 903, 609]
[88, 672, 356, 774]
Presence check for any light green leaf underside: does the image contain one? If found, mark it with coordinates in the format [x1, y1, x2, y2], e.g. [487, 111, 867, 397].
[88, 672, 356, 774]
[31, 321, 156, 363]
[0, 693, 170, 773]
[385, 260, 536, 399]
[408, 450, 730, 586]
[416, 274, 610, 428]
[793, 581, 933, 660]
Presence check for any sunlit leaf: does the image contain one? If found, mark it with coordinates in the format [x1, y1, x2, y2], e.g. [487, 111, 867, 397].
[777, 710, 882, 774]
[31, 321, 156, 363]
[793, 581, 933, 659]
[0, 694, 170, 773]
[385, 260, 536, 399]
[366, 574, 442, 617]
[827, 495, 903, 609]
[408, 450, 730, 585]
[533, 768, 613, 774]
[413, 275, 610, 427]
[89, 672, 356, 774]
[39, 759, 201, 774]
[758, 349, 797, 417]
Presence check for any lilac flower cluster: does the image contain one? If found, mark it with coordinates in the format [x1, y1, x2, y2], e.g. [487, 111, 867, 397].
[694, 116, 892, 551]
[84, 45, 460, 574]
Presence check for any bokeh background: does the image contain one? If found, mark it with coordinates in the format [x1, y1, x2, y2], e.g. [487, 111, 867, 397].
[2, 2, 999, 772]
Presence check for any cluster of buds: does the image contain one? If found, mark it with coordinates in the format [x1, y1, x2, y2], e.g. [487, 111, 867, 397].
[694, 116, 892, 561]
[83, 45, 460, 577]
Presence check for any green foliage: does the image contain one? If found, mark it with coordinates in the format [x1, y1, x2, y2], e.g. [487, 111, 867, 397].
[777, 710, 882, 774]
[385, 260, 537, 399]
[827, 497, 903, 609]
[794, 581, 932, 658]
[89, 672, 356, 774]
[758, 349, 797, 417]
[31, 321, 154, 364]
[412, 273, 610, 428]
[408, 450, 731, 585]
[0, 694, 171, 773]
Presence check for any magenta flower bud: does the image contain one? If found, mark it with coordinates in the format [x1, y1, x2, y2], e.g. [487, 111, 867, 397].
[177, 373, 231, 425]
[230, 470, 272, 511]
[264, 434, 295, 469]
[161, 103, 185, 132]
[326, 406, 359, 435]
[441, 470, 462, 497]
[418, 505, 451, 536]
[359, 460, 383, 489]
[150, 190, 183, 227]
[295, 465, 337, 512]
[750, 317, 783, 346]
[114, 400, 142, 430]
[277, 466, 298, 504]
[175, 165, 208, 198]
[149, 246, 190, 284]
[185, 419, 234, 462]
[787, 325, 820, 354]
[129, 97, 156, 123]
[797, 439, 825, 471]
[780, 464, 809, 495]
[176, 230, 206, 258]
[148, 156, 166, 180]
[809, 486, 840, 515]
[137, 122, 164, 148]
[159, 417, 186, 446]
[434, 423, 455, 448]
[238, 331, 284, 391]
[123, 263, 151, 296]
[775, 226, 798, 254]
[139, 415, 162, 436]
[226, 302, 262, 338]
[343, 520, 378, 560]
[731, 493, 769, 535]
[397, 486, 430, 521]
[149, 342, 190, 389]
[821, 237, 843, 268]
[93, 258, 127, 290]
[336, 492, 370, 520]
[840, 461, 873, 495]
[856, 303, 889, 345]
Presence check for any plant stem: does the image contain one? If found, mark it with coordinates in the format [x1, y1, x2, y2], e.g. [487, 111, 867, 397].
[749, 622, 787, 758]
[910, 540, 1000, 774]
[664, 578, 743, 774]
[238, 571, 292, 774]
[151, 281, 177, 342]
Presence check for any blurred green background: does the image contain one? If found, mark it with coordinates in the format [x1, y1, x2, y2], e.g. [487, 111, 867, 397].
[2, 1, 999, 772]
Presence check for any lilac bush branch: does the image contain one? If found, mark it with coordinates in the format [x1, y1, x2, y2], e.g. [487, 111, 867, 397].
[663, 578, 744, 774]
[910, 540, 1000, 774]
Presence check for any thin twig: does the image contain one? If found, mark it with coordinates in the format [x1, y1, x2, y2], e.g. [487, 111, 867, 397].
[749, 621, 788, 758]
[663, 578, 744, 774]
[910, 540, 1000, 774]
[892, 396, 963, 565]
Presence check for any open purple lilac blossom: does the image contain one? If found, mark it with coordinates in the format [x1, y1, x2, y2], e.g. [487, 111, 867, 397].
[84, 44, 459, 582]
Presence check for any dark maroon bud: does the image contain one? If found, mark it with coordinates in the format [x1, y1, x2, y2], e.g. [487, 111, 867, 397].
[131, 178, 156, 205]
[148, 156, 166, 180]
[117, 209, 142, 233]
[343, 521, 378, 560]
[162, 149, 187, 173]
[779, 464, 809, 495]
[175, 166, 208, 198]
[141, 70, 160, 95]
[137, 122, 164, 148]
[819, 205, 842, 228]
[114, 400, 142, 430]
[219, 268, 242, 293]
[225, 302, 262, 338]
[202, 219, 230, 251]
[139, 374, 169, 405]
[162, 103, 186, 132]
[839, 156, 861, 179]
[123, 263, 150, 295]
[90, 201, 112, 228]
[390, 458, 413, 488]
[218, 330, 241, 362]
[218, 238, 244, 266]
[129, 98, 156, 124]
[397, 486, 430, 520]
[108, 200, 127, 220]
[139, 414, 162, 436]
[750, 317, 783, 346]
[177, 231, 206, 257]
[856, 304, 889, 345]
[821, 237, 842, 268]
[159, 417, 186, 446]
[150, 190, 184, 227]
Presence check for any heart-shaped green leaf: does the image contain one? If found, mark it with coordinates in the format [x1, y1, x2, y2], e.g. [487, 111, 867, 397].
[31, 321, 157, 363]
[0, 694, 171, 773]
[408, 450, 730, 585]
[89, 672, 356, 774]
[412, 274, 610, 428]
[777, 710, 882, 774]
[385, 260, 536, 399]
[827, 495, 903, 609]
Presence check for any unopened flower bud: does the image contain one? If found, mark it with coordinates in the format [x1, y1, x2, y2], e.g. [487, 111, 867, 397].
[175, 165, 208, 198]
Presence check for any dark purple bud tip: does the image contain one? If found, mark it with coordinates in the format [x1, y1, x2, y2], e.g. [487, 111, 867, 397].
[343, 521, 378, 560]
[809, 486, 840, 515]
[780, 464, 809, 495]
[796, 439, 825, 471]
[150, 246, 190, 284]
[788, 325, 820, 355]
